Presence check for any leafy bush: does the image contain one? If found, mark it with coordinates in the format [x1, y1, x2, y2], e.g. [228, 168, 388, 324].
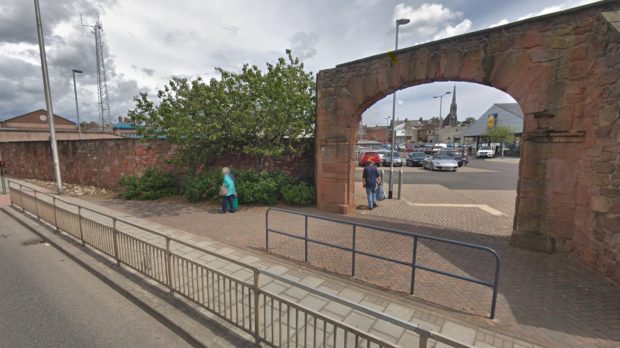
[180, 171, 222, 203]
[235, 169, 279, 205]
[119, 168, 178, 200]
[121, 166, 315, 206]
[281, 182, 315, 205]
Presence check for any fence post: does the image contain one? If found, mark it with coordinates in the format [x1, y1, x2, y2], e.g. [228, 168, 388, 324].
[165, 236, 174, 294]
[265, 210, 269, 252]
[19, 184, 24, 211]
[53, 196, 59, 231]
[490, 257, 500, 319]
[410, 236, 418, 295]
[253, 270, 260, 344]
[112, 218, 120, 265]
[398, 169, 403, 200]
[351, 225, 357, 277]
[34, 190, 40, 220]
[304, 215, 309, 263]
[418, 332, 429, 348]
[78, 206, 85, 246]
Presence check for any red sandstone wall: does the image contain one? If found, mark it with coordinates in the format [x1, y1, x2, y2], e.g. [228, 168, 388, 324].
[0, 139, 313, 188]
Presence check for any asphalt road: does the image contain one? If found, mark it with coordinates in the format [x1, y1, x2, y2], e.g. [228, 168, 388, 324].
[0, 210, 191, 348]
[357, 158, 519, 190]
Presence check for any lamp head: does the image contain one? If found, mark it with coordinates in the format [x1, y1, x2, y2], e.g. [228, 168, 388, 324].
[396, 18, 411, 26]
[72, 69, 83, 74]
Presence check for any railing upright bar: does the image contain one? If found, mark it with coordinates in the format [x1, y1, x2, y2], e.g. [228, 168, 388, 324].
[265, 211, 269, 252]
[490, 257, 500, 319]
[411, 236, 418, 294]
[78, 206, 85, 245]
[304, 215, 309, 263]
[419, 332, 429, 348]
[352, 225, 357, 277]
[253, 270, 260, 344]
[34, 190, 40, 220]
[165, 236, 173, 294]
[53, 196, 59, 231]
[112, 218, 120, 265]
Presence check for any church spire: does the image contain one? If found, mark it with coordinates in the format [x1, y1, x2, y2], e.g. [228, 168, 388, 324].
[446, 85, 458, 127]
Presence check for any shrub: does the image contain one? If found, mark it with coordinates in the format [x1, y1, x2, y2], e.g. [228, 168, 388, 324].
[119, 168, 178, 200]
[180, 171, 222, 203]
[281, 182, 315, 205]
[235, 169, 279, 205]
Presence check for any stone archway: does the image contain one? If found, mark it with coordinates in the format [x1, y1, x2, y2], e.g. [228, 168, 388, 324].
[315, 1, 620, 284]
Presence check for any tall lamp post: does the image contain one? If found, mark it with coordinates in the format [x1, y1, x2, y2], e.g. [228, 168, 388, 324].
[433, 91, 451, 129]
[388, 18, 410, 199]
[72, 69, 83, 139]
[34, 0, 63, 194]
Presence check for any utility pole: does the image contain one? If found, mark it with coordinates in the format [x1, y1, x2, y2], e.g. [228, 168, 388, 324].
[72, 69, 83, 139]
[34, 0, 63, 194]
[388, 18, 410, 199]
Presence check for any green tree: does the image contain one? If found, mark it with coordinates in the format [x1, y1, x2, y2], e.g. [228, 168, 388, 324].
[128, 50, 315, 171]
[484, 126, 515, 158]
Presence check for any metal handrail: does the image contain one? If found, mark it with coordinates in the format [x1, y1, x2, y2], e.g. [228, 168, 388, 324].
[265, 207, 501, 319]
[7, 179, 473, 347]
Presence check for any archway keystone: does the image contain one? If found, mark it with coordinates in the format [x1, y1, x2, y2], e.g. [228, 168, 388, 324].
[315, 1, 620, 284]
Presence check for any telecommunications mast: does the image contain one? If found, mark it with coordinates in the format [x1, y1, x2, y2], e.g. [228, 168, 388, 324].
[82, 15, 112, 131]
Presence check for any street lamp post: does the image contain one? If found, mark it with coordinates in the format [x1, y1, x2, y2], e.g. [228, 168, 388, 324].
[433, 91, 451, 129]
[34, 0, 63, 194]
[72, 69, 83, 139]
[388, 18, 410, 200]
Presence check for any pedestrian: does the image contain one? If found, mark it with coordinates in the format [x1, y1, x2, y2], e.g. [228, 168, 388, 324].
[362, 159, 381, 210]
[219, 167, 237, 214]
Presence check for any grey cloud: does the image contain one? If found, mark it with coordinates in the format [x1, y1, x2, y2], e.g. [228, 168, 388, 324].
[288, 31, 318, 60]
[142, 68, 155, 76]
[0, 0, 145, 122]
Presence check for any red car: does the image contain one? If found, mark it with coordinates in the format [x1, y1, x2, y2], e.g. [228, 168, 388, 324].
[359, 152, 381, 167]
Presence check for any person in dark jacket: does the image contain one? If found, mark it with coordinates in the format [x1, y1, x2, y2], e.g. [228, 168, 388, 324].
[362, 160, 381, 210]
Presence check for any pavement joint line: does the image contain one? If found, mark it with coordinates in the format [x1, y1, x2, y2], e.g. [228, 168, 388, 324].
[401, 198, 506, 216]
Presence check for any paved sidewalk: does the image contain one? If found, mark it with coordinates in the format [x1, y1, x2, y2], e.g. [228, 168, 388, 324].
[0, 194, 10, 207]
[74, 194, 620, 348]
[10, 182, 548, 348]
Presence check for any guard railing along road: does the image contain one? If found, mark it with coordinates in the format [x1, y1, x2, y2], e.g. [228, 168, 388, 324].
[265, 207, 501, 319]
[7, 180, 473, 348]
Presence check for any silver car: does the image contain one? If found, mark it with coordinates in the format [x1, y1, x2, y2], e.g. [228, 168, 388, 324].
[383, 153, 403, 167]
[423, 155, 458, 172]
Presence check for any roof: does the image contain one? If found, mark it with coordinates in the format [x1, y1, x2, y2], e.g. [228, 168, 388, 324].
[0, 109, 76, 125]
[112, 122, 136, 130]
[463, 103, 524, 137]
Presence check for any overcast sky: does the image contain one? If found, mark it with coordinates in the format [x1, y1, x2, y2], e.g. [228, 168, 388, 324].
[0, 0, 599, 125]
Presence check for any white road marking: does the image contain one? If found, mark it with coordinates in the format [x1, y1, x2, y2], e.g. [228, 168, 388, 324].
[402, 199, 506, 216]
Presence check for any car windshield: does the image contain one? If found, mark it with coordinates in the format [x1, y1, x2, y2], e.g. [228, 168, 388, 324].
[480, 146, 491, 150]
[410, 153, 425, 158]
[364, 152, 378, 156]
[434, 155, 451, 160]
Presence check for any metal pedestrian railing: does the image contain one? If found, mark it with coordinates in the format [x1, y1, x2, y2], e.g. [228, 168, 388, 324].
[265, 208, 501, 319]
[7, 180, 472, 348]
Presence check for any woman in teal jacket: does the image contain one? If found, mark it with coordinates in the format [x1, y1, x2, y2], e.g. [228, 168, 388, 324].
[220, 167, 237, 213]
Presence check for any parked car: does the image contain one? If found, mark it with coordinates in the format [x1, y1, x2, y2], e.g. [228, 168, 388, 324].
[383, 153, 403, 167]
[423, 155, 458, 171]
[406, 152, 427, 167]
[440, 150, 468, 167]
[476, 146, 495, 158]
[376, 150, 388, 164]
[359, 152, 381, 167]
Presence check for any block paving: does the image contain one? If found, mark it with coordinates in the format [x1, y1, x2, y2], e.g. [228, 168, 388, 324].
[68, 181, 620, 348]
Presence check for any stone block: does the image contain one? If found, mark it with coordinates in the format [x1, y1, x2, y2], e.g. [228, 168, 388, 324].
[590, 196, 611, 213]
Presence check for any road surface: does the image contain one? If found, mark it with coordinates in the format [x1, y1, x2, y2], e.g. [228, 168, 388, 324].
[357, 157, 519, 190]
[0, 209, 191, 348]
